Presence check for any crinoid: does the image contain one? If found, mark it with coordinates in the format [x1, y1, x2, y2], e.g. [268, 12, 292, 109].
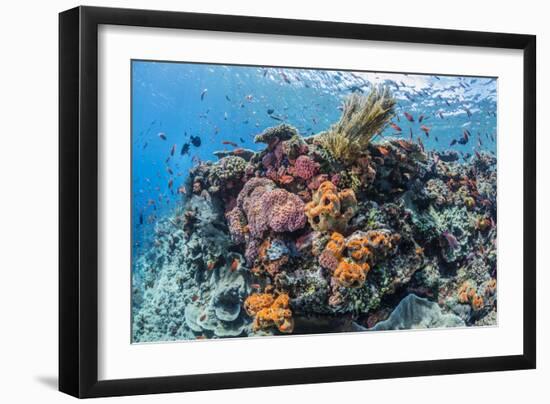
[317, 86, 396, 163]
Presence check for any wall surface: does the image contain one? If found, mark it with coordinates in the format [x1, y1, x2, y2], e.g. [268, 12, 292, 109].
[0, 0, 546, 402]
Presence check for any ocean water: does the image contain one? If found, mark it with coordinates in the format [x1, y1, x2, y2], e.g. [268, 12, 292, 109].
[132, 61, 496, 255]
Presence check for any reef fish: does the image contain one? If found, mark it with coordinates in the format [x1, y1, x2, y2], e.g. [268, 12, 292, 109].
[158, 132, 167, 140]
[180, 143, 190, 155]
[170, 144, 176, 156]
[200, 89, 208, 101]
[404, 112, 414, 122]
[420, 125, 430, 136]
[389, 122, 402, 132]
[190, 135, 202, 147]
[222, 140, 239, 147]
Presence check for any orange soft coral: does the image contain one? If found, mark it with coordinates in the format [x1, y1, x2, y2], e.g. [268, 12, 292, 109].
[457, 281, 484, 311]
[325, 232, 345, 259]
[304, 181, 357, 232]
[245, 293, 294, 333]
[334, 259, 367, 288]
[345, 237, 372, 262]
[244, 293, 275, 316]
[320, 229, 398, 288]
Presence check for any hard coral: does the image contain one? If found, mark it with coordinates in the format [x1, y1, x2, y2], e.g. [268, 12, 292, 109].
[244, 293, 294, 333]
[237, 177, 306, 238]
[304, 181, 358, 232]
[291, 155, 319, 180]
[254, 124, 298, 146]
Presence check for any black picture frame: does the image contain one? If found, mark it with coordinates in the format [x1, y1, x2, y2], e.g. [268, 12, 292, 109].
[59, 5, 536, 398]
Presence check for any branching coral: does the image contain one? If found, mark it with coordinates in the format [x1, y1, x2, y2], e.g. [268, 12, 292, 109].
[304, 181, 358, 232]
[317, 86, 396, 162]
[244, 292, 294, 333]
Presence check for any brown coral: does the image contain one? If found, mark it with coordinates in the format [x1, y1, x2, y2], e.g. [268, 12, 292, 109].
[244, 293, 294, 333]
[304, 181, 357, 232]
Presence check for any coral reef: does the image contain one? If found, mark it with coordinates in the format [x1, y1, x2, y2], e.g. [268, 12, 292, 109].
[132, 84, 497, 342]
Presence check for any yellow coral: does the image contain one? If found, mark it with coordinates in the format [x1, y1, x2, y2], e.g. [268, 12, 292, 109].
[304, 181, 357, 232]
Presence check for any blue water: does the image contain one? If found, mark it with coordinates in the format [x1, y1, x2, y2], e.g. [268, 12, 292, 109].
[131, 60, 497, 255]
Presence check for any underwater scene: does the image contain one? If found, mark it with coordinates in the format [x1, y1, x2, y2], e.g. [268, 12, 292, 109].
[131, 60, 497, 342]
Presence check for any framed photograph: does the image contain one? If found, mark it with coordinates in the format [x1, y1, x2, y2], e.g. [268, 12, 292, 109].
[59, 6, 536, 398]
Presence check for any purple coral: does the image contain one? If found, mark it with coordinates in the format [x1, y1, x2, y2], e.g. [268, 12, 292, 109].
[292, 155, 319, 180]
[235, 177, 306, 237]
[318, 249, 339, 271]
[260, 188, 307, 233]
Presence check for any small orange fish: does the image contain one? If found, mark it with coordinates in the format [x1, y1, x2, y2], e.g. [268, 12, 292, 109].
[396, 139, 413, 151]
[389, 122, 402, 132]
[420, 125, 430, 134]
[250, 283, 261, 290]
[207, 261, 215, 270]
[191, 295, 199, 302]
[196, 335, 206, 340]
[279, 175, 294, 184]
[230, 258, 239, 272]
[222, 140, 239, 147]
[377, 146, 390, 156]
[177, 186, 187, 195]
[168, 179, 173, 189]
[404, 112, 414, 122]
[233, 148, 245, 155]
[199, 314, 207, 321]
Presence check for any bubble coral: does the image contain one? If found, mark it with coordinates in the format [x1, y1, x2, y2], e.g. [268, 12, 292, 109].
[244, 293, 294, 333]
[304, 181, 357, 232]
